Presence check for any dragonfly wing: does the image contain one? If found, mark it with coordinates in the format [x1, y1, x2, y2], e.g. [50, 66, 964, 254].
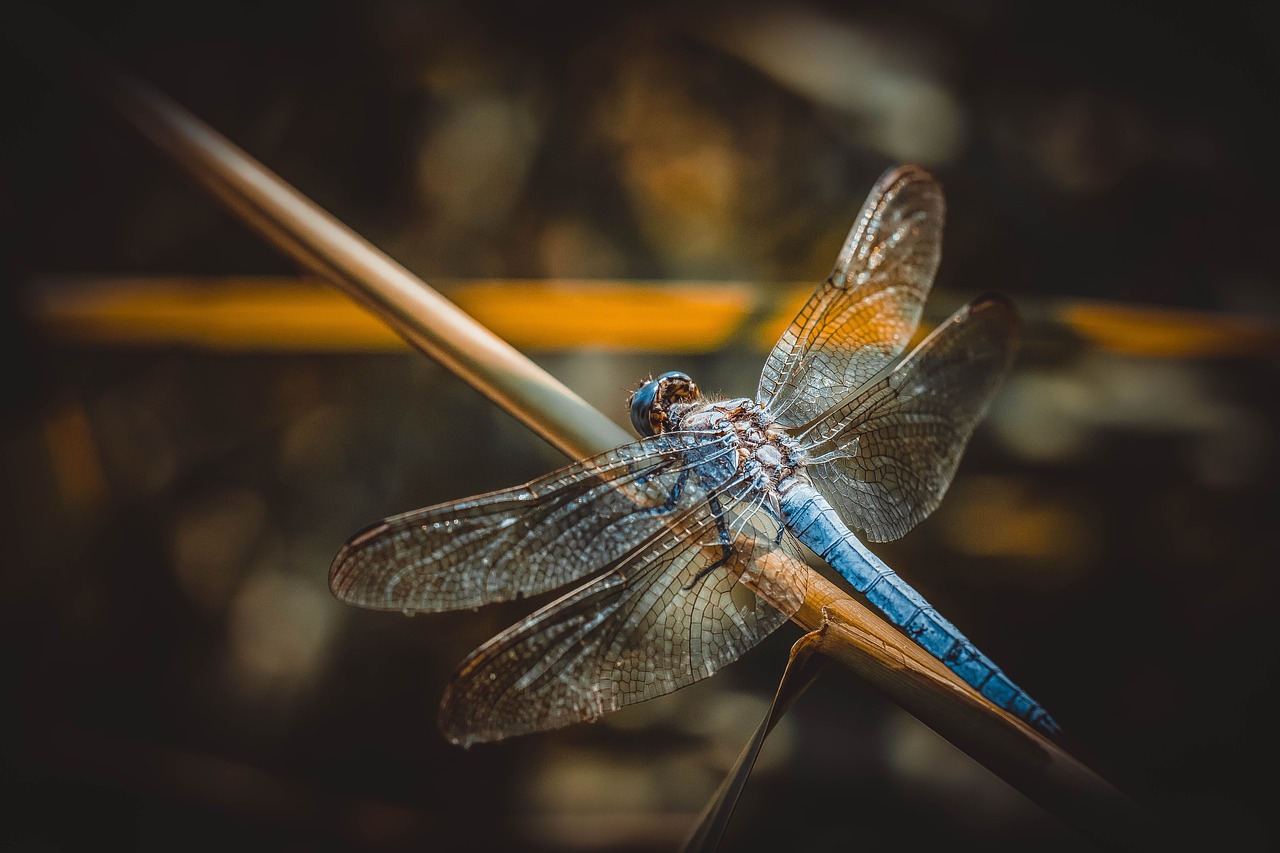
[798, 295, 1020, 542]
[758, 165, 944, 427]
[329, 430, 740, 613]
[437, 492, 810, 746]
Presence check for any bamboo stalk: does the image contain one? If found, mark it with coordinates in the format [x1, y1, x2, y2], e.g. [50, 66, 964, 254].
[62, 51, 1159, 850]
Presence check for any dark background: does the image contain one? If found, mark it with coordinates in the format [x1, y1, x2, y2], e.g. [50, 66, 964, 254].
[3, 1, 1279, 850]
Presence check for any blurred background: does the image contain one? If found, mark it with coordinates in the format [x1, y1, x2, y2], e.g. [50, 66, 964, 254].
[3, 0, 1279, 850]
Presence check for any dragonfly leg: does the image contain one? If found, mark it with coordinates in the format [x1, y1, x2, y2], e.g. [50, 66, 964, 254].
[641, 465, 690, 515]
[682, 491, 734, 591]
[760, 500, 786, 544]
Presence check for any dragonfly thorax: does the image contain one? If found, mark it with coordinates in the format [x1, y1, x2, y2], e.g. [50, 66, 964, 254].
[667, 397, 802, 494]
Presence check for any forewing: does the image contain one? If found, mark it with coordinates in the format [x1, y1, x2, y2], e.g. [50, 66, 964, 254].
[329, 430, 739, 613]
[759, 165, 944, 427]
[437, 492, 810, 746]
[797, 295, 1020, 542]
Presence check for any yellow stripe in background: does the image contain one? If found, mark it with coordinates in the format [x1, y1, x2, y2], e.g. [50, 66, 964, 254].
[27, 276, 1280, 358]
[1056, 300, 1280, 359]
[32, 278, 406, 351]
[32, 277, 758, 353]
[452, 281, 752, 351]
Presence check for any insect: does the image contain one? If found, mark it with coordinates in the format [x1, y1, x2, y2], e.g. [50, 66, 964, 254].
[330, 165, 1058, 746]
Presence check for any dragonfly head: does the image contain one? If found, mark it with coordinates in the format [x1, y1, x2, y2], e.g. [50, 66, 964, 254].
[629, 371, 701, 437]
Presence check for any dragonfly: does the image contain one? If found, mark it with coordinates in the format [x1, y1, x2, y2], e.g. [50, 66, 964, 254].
[329, 165, 1059, 746]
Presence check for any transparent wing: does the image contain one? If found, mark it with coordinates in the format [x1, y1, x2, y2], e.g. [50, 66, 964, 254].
[759, 165, 944, 427]
[437, 490, 810, 746]
[329, 429, 740, 613]
[795, 295, 1020, 542]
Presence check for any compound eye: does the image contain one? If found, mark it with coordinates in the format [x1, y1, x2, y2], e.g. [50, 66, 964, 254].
[629, 378, 661, 437]
[628, 371, 697, 437]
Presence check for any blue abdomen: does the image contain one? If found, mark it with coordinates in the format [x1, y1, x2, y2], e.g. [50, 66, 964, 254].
[779, 480, 1060, 736]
